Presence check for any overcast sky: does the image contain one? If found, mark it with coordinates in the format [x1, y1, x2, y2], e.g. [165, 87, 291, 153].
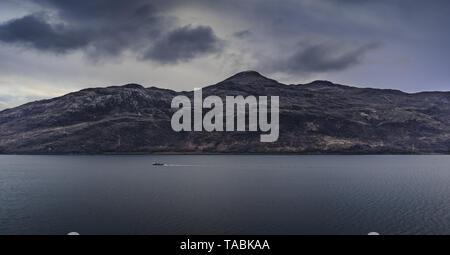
[0, 0, 449, 109]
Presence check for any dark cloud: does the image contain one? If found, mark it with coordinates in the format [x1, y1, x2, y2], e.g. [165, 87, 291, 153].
[0, 14, 89, 53]
[233, 30, 252, 39]
[0, 0, 224, 62]
[35, 0, 155, 21]
[143, 25, 223, 64]
[270, 42, 380, 74]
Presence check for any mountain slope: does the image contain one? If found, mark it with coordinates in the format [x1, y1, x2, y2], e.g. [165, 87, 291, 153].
[1, 71, 449, 154]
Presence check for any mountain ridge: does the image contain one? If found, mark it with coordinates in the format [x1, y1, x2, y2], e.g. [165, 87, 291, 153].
[2, 71, 449, 114]
[1, 71, 449, 154]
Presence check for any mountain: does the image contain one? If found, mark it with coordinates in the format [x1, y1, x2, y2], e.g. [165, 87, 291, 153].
[1, 71, 449, 154]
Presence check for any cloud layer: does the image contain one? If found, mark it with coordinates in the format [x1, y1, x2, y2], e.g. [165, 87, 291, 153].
[0, 14, 89, 53]
[269, 42, 381, 74]
[0, 0, 223, 62]
[0, 0, 382, 72]
[144, 25, 223, 64]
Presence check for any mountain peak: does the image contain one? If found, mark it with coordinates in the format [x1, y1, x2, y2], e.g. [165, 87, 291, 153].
[308, 80, 335, 86]
[226, 70, 265, 80]
[233, 70, 263, 76]
[221, 71, 278, 86]
[122, 83, 144, 89]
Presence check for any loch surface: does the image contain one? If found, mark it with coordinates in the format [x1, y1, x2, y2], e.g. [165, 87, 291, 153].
[0, 155, 449, 235]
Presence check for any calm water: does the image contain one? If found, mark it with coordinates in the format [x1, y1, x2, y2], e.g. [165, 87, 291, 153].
[0, 155, 449, 235]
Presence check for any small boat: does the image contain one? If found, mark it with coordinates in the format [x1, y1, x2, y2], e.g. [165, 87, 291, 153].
[152, 162, 165, 166]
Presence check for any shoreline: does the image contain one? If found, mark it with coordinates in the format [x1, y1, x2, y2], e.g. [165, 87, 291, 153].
[1, 152, 449, 156]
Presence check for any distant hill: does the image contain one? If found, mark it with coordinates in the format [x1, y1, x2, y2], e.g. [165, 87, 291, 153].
[1, 71, 449, 154]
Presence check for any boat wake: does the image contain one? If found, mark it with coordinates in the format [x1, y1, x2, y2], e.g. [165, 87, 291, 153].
[163, 164, 204, 167]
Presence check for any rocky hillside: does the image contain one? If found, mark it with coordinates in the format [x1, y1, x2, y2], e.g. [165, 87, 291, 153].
[1, 71, 449, 154]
